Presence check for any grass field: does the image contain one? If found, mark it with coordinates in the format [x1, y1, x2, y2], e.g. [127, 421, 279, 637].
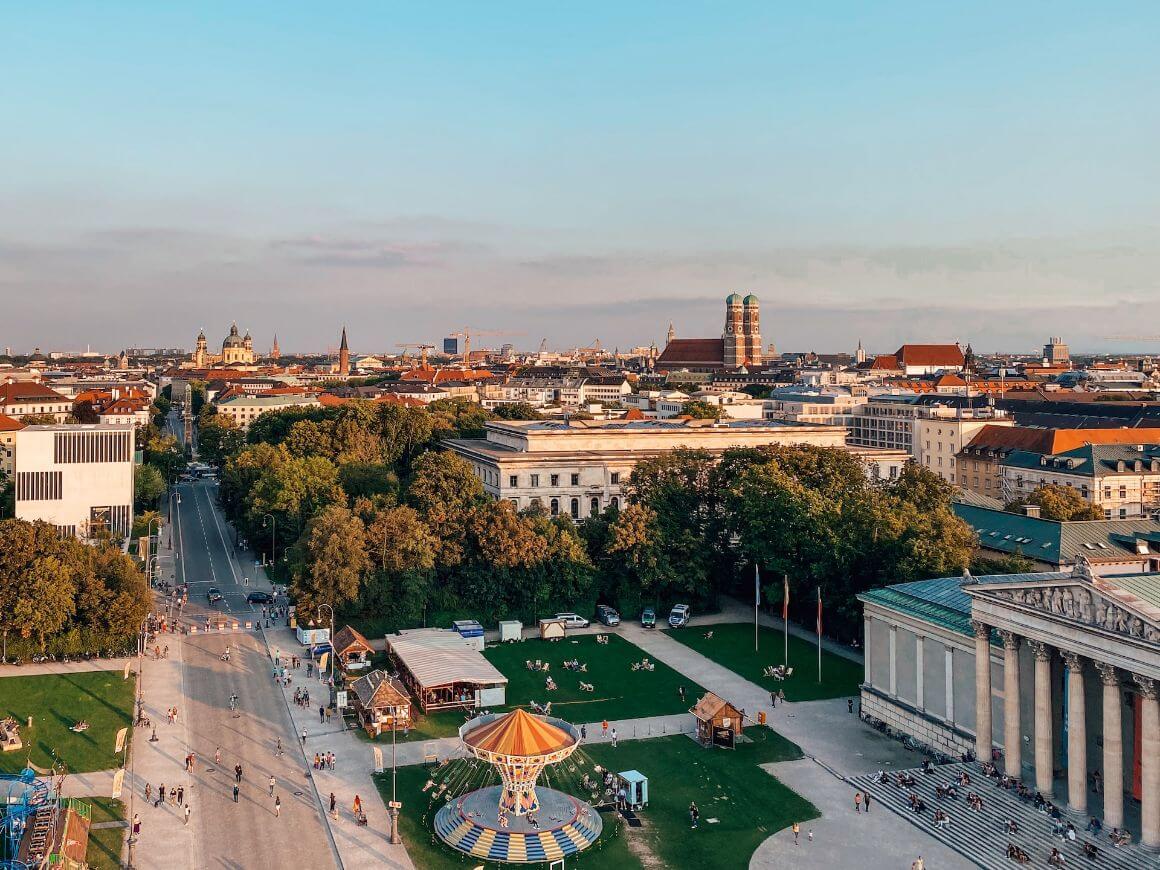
[0, 671, 136, 774]
[664, 622, 863, 701]
[84, 797, 126, 870]
[483, 634, 708, 723]
[376, 725, 811, 869]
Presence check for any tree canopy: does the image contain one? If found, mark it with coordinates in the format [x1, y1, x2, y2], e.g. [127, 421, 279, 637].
[1005, 483, 1103, 521]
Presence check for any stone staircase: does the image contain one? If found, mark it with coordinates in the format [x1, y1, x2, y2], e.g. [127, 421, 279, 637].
[848, 762, 1157, 870]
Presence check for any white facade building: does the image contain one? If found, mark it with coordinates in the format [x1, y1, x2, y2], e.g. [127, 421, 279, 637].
[215, 394, 322, 430]
[913, 407, 1013, 484]
[14, 424, 135, 539]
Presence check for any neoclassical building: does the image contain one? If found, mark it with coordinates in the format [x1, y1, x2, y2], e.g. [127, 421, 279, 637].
[192, 323, 256, 367]
[860, 561, 1159, 848]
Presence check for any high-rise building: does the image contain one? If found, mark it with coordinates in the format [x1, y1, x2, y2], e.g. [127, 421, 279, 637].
[14, 424, 135, 539]
[1043, 336, 1070, 366]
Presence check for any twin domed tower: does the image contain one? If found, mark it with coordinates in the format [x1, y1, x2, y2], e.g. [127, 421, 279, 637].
[723, 292, 761, 368]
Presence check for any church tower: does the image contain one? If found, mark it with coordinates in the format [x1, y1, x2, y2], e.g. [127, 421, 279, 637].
[741, 294, 762, 366]
[666, 322, 676, 346]
[271, 334, 280, 360]
[338, 326, 350, 376]
[194, 329, 207, 367]
[855, 339, 866, 365]
[722, 293, 744, 368]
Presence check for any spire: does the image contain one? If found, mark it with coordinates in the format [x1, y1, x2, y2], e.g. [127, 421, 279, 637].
[340, 326, 348, 351]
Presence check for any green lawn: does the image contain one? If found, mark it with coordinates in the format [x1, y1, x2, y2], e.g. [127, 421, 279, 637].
[664, 622, 863, 701]
[83, 797, 126, 870]
[377, 725, 811, 869]
[583, 727, 815, 869]
[0, 671, 136, 774]
[353, 708, 464, 745]
[483, 634, 707, 723]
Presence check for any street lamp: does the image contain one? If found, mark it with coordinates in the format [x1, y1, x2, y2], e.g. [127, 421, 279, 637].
[145, 515, 162, 561]
[147, 553, 177, 588]
[388, 703, 402, 844]
[262, 513, 276, 565]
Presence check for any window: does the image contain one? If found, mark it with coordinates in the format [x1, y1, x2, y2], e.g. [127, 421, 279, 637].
[570, 498, 579, 519]
[530, 474, 540, 488]
[571, 473, 580, 486]
[610, 497, 619, 510]
[510, 498, 519, 508]
[1119, 507, 1128, 519]
[550, 474, 559, 487]
[610, 472, 620, 485]
[550, 498, 559, 516]
[1119, 486, 1127, 499]
[509, 475, 518, 488]
[590, 497, 600, 515]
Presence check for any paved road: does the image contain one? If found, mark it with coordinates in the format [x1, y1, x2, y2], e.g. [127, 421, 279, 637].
[154, 477, 338, 870]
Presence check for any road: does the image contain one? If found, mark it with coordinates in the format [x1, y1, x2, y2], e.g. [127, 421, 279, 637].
[159, 477, 338, 869]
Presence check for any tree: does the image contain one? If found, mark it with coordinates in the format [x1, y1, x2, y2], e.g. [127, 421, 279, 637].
[134, 465, 166, 511]
[1006, 484, 1103, 521]
[491, 403, 542, 421]
[73, 400, 100, 424]
[681, 400, 723, 420]
[406, 452, 485, 567]
[428, 397, 495, 438]
[291, 505, 370, 614]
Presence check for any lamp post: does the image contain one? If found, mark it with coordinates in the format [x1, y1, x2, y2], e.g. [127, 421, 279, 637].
[127, 616, 148, 870]
[145, 514, 162, 562]
[388, 703, 402, 844]
[263, 513, 276, 565]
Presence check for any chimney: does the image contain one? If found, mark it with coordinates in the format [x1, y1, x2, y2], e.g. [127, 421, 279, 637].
[1023, 504, 1042, 518]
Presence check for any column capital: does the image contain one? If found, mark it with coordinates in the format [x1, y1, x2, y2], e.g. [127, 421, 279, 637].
[1061, 650, 1085, 672]
[1094, 662, 1120, 687]
[1134, 674, 1159, 701]
[997, 629, 1021, 650]
[971, 620, 990, 640]
[1027, 639, 1052, 662]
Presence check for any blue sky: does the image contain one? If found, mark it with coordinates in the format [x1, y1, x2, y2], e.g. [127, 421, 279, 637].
[2, 2, 1159, 354]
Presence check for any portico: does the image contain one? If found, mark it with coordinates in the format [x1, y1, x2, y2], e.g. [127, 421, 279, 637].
[965, 561, 1160, 849]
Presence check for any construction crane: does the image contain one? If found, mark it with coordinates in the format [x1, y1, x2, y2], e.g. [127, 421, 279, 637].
[448, 328, 520, 364]
[1104, 336, 1160, 342]
[537, 338, 548, 354]
[396, 343, 435, 368]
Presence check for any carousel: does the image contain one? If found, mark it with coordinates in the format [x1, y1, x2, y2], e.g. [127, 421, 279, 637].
[433, 709, 602, 863]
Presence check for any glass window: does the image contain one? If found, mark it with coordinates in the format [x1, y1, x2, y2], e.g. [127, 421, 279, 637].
[610, 472, 620, 485]
[571, 473, 580, 486]
[530, 474, 539, 487]
[590, 497, 600, 515]
[509, 475, 518, 488]
[550, 474, 559, 487]
[550, 498, 559, 516]
[570, 498, 579, 519]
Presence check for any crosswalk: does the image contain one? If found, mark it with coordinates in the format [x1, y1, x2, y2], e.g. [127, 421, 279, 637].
[848, 762, 1156, 870]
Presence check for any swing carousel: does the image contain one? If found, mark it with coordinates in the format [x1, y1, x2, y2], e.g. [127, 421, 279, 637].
[433, 709, 602, 863]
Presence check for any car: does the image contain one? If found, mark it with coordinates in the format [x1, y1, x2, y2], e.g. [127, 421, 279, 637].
[640, 607, 656, 629]
[246, 591, 272, 605]
[207, 587, 223, 603]
[668, 604, 691, 628]
[554, 612, 590, 629]
[595, 604, 620, 626]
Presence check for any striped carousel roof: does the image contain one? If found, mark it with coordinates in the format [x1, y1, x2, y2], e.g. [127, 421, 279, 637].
[463, 709, 574, 757]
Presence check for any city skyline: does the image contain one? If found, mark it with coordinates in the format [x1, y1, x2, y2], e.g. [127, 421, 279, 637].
[4, 3, 1160, 352]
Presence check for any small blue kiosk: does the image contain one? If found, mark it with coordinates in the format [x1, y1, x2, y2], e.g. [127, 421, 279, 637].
[617, 769, 649, 811]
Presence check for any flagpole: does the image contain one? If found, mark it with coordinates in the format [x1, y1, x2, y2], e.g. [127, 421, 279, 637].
[754, 564, 759, 653]
[816, 587, 822, 684]
[783, 575, 788, 669]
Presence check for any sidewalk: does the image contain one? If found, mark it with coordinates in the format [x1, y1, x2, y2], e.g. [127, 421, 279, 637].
[263, 625, 414, 870]
[0, 658, 130, 678]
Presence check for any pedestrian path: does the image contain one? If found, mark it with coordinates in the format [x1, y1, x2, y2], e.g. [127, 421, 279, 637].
[848, 762, 1156, 870]
[262, 626, 414, 870]
[0, 658, 130, 678]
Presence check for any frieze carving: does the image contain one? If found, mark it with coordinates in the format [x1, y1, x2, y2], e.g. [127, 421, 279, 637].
[990, 584, 1160, 643]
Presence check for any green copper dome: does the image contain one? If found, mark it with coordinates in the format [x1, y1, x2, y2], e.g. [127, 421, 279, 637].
[726, 292, 742, 304]
[743, 293, 759, 305]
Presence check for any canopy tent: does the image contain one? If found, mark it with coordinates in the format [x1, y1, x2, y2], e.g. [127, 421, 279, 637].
[387, 628, 508, 712]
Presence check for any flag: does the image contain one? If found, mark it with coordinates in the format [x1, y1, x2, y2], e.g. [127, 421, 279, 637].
[782, 576, 789, 621]
[816, 588, 823, 637]
[755, 565, 761, 606]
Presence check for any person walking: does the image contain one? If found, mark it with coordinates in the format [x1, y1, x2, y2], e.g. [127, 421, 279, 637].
[792, 821, 800, 845]
[770, 691, 777, 708]
[155, 784, 165, 809]
[678, 685, 685, 702]
[911, 857, 924, 870]
[301, 727, 308, 746]
[848, 698, 854, 714]
[232, 784, 239, 803]
[268, 775, 276, 797]
[601, 720, 608, 738]
[329, 792, 337, 820]
[864, 791, 872, 813]
[319, 704, 326, 724]
[177, 786, 184, 806]
[184, 803, 191, 826]
[145, 783, 152, 803]
[689, 801, 699, 829]
[854, 791, 862, 812]
[275, 736, 283, 756]
[214, 746, 221, 765]
[580, 724, 587, 740]
[611, 728, 618, 748]
[132, 814, 141, 837]
[235, 764, 243, 783]
[274, 795, 281, 817]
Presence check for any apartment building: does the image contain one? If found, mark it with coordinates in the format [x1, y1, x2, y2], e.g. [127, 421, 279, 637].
[764, 391, 868, 427]
[912, 406, 1012, 483]
[1000, 444, 1160, 518]
[215, 394, 322, 430]
[0, 381, 73, 422]
[14, 424, 135, 538]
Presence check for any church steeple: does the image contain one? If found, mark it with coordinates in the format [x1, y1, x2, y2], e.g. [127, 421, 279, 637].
[271, 333, 280, 360]
[338, 326, 350, 376]
[666, 322, 676, 346]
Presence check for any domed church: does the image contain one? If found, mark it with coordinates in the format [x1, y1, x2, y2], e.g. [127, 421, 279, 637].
[192, 323, 257, 367]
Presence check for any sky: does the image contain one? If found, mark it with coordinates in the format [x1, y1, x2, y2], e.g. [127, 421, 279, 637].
[2, 2, 1159, 355]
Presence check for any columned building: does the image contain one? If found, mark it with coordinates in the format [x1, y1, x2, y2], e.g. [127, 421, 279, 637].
[860, 562, 1160, 849]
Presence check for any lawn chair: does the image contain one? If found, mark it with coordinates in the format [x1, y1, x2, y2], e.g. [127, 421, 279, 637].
[784, 667, 793, 678]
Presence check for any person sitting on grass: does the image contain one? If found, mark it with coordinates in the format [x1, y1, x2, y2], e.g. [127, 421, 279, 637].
[545, 676, 557, 691]
[70, 720, 89, 732]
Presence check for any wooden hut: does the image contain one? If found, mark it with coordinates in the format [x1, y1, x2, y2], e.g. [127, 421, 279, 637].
[332, 625, 375, 671]
[690, 691, 745, 748]
[350, 669, 412, 736]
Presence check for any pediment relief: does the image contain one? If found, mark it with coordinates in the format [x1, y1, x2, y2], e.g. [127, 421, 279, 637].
[978, 582, 1159, 644]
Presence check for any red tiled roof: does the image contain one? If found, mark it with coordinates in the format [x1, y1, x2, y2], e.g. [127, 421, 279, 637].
[867, 355, 901, 370]
[0, 414, 25, 432]
[894, 344, 964, 367]
[622, 407, 646, 420]
[656, 339, 725, 366]
[934, 374, 967, 386]
[0, 382, 67, 403]
[965, 425, 1160, 456]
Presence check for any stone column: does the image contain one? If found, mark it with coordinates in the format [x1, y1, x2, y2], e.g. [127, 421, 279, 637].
[1094, 663, 1124, 830]
[999, 630, 1022, 777]
[973, 620, 993, 760]
[1135, 675, 1159, 851]
[1061, 651, 1087, 816]
[1028, 641, 1053, 796]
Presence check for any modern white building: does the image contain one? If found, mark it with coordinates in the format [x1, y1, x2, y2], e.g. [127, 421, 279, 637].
[912, 406, 1013, 484]
[14, 424, 135, 539]
[215, 394, 322, 430]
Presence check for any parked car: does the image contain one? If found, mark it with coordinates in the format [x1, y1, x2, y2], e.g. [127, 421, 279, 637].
[641, 607, 656, 628]
[246, 590, 272, 605]
[555, 612, 590, 629]
[668, 604, 691, 628]
[207, 587, 223, 603]
[595, 605, 620, 626]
